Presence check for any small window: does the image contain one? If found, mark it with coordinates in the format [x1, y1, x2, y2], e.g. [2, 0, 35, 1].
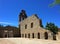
[31, 23, 33, 28]
[23, 18, 24, 20]
[25, 24, 27, 29]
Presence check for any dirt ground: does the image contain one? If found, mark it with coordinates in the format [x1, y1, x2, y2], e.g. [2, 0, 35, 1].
[0, 38, 60, 44]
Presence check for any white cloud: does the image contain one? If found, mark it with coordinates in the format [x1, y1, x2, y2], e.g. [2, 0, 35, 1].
[0, 22, 12, 25]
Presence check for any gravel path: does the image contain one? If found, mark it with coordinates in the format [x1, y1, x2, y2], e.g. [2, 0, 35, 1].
[0, 38, 60, 44]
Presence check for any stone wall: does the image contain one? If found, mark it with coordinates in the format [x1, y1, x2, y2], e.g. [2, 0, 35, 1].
[57, 32, 60, 40]
[19, 15, 53, 40]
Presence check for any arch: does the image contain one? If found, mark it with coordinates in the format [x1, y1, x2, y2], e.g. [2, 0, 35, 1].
[44, 32, 48, 39]
[32, 33, 34, 38]
[22, 34, 24, 37]
[38, 33, 40, 39]
[53, 34, 56, 40]
[28, 33, 30, 38]
[25, 34, 27, 38]
[5, 34, 8, 37]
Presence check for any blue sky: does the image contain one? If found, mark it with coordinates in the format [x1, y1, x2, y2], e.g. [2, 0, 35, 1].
[0, 0, 60, 27]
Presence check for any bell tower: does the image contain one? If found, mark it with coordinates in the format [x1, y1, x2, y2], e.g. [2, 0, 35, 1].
[19, 10, 27, 37]
[19, 10, 27, 22]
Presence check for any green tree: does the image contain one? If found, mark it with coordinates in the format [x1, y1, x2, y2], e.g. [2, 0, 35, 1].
[0, 24, 4, 29]
[0, 24, 4, 27]
[55, 0, 60, 4]
[46, 22, 58, 34]
[49, 0, 60, 7]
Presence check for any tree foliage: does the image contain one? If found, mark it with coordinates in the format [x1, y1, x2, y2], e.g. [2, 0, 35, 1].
[46, 22, 58, 34]
[55, 0, 60, 4]
[49, 0, 60, 7]
[0, 24, 18, 30]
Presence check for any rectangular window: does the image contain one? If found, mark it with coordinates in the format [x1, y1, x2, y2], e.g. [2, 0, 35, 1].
[25, 24, 27, 29]
[31, 23, 33, 28]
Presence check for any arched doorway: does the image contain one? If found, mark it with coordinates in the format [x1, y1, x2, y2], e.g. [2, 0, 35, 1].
[25, 34, 27, 38]
[38, 33, 40, 39]
[32, 33, 34, 38]
[5, 34, 8, 37]
[44, 32, 48, 39]
[28, 33, 30, 38]
[4, 30, 13, 37]
[53, 34, 56, 40]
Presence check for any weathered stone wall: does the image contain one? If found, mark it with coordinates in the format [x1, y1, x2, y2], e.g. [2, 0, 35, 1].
[57, 32, 60, 40]
[19, 15, 53, 40]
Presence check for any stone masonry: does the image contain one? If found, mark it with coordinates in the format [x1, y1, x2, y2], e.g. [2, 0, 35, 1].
[19, 10, 55, 40]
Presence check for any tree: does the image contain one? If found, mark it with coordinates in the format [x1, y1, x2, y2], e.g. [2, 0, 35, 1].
[46, 22, 58, 34]
[0, 24, 4, 27]
[41, 24, 44, 28]
[0, 24, 4, 29]
[0, 25, 4, 37]
[55, 0, 60, 4]
[49, 0, 60, 7]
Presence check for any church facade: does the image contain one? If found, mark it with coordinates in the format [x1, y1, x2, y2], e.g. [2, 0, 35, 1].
[19, 10, 57, 40]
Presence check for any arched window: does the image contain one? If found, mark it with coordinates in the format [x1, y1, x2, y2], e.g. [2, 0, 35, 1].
[28, 33, 30, 38]
[38, 33, 40, 39]
[32, 33, 34, 38]
[31, 23, 33, 28]
[44, 32, 48, 39]
[25, 24, 27, 29]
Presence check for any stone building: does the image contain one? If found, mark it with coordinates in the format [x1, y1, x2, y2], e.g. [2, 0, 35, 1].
[19, 10, 57, 40]
[0, 25, 20, 38]
[0, 10, 59, 40]
[57, 28, 60, 40]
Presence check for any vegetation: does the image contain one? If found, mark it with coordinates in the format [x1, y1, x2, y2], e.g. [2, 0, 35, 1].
[49, 0, 60, 6]
[41, 24, 44, 28]
[0, 24, 18, 29]
[54, 0, 60, 4]
[46, 22, 58, 34]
